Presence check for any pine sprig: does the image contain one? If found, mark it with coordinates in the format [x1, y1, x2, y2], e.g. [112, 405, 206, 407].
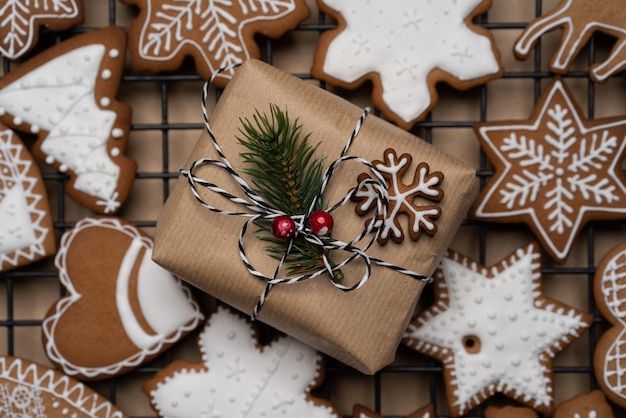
[237, 104, 340, 277]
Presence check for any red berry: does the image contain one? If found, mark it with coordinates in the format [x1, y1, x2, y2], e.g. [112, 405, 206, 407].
[309, 211, 334, 236]
[272, 216, 296, 240]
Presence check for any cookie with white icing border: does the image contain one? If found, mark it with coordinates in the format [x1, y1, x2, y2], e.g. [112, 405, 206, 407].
[402, 243, 592, 417]
[0, 355, 127, 417]
[0, 0, 83, 60]
[121, 0, 310, 87]
[143, 306, 341, 418]
[312, 0, 504, 130]
[514, 0, 626, 83]
[594, 241, 626, 409]
[0, 27, 136, 214]
[470, 77, 626, 263]
[353, 404, 434, 418]
[0, 124, 55, 272]
[42, 216, 204, 381]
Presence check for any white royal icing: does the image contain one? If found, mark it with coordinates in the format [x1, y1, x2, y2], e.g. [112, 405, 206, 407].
[515, 0, 626, 82]
[136, 0, 299, 83]
[42, 217, 204, 379]
[0, 356, 126, 417]
[404, 244, 591, 416]
[0, 0, 81, 59]
[319, 0, 500, 123]
[473, 80, 626, 261]
[0, 129, 50, 271]
[150, 307, 339, 418]
[0, 43, 125, 213]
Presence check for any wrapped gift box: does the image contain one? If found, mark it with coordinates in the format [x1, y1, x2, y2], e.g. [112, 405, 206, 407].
[153, 59, 478, 374]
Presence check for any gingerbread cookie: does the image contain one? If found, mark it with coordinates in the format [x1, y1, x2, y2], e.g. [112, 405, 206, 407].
[353, 404, 434, 418]
[0, 125, 55, 272]
[594, 241, 626, 409]
[312, 0, 503, 130]
[0, 0, 83, 60]
[514, 0, 626, 83]
[351, 148, 444, 245]
[121, 0, 310, 87]
[402, 243, 593, 417]
[0, 27, 136, 214]
[42, 216, 204, 380]
[471, 78, 626, 263]
[0, 356, 127, 417]
[144, 306, 340, 418]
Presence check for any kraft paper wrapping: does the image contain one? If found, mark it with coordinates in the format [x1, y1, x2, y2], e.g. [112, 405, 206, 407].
[153, 59, 479, 374]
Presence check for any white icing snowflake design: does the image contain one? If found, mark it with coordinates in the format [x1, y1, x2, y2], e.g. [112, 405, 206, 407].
[126, 0, 307, 84]
[147, 307, 339, 418]
[315, 0, 502, 127]
[472, 79, 626, 262]
[403, 243, 592, 416]
[0, 0, 81, 59]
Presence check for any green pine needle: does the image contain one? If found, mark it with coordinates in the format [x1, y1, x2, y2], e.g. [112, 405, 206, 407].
[237, 104, 341, 278]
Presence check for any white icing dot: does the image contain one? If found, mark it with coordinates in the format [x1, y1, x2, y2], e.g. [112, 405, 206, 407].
[227, 331, 236, 340]
[466, 319, 476, 328]
[511, 357, 521, 367]
[520, 332, 530, 341]
[109, 48, 120, 58]
[183, 390, 191, 397]
[52, 401, 59, 408]
[494, 341, 504, 350]
[473, 296, 483, 304]
[13, 116, 22, 125]
[295, 353, 304, 361]
[100, 97, 111, 107]
[112, 128, 124, 138]
[59, 164, 68, 172]
[110, 147, 120, 157]
[31, 125, 40, 134]
[487, 311, 497, 320]
[291, 373, 299, 380]
[217, 351, 224, 358]
[556, 167, 564, 176]
[503, 292, 513, 301]
[171, 400, 178, 407]
[482, 359, 491, 368]
[102, 69, 112, 79]
[45, 156, 55, 165]
[62, 408, 68, 415]
[508, 312, 518, 321]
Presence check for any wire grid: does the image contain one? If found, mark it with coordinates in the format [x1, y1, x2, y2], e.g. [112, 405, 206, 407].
[0, 0, 623, 416]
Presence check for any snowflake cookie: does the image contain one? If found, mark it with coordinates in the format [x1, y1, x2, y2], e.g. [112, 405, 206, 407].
[312, 0, 503, 130]
[514, 0, 626, 83]
[144, 306, 341, 418]
[351, 148, 444, 245]
[593, 241, 626, 409]
[0, 27, 136, 214]
[121, 0, 310, 87]
[470, 78, 626, 263]
[0, 356, 127, 417]
[0, 0, 83, 60]
[43, 217, 204, 380]
[402, 243, 592, 417]
[353, 403, 434, 418]
[0, 125, 55, 272]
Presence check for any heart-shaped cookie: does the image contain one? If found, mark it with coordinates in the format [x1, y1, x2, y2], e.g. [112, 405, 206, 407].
[0, 356, 127, 417]
[42, 216, 204, 380]
[0, 124, 55, 272]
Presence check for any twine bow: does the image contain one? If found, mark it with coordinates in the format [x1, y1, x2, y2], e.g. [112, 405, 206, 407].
[181, 67, 432, 320]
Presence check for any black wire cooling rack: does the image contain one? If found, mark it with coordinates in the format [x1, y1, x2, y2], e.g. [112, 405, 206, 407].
[1, 0, 625, 417]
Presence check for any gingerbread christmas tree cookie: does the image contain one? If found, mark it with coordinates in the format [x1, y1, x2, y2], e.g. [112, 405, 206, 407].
[403, 243, 592, 416]
[121, 0, 310, 86]
[471, 78, 626, 263]
[144, 306, 341, 418]
[312, 0, 503, 129]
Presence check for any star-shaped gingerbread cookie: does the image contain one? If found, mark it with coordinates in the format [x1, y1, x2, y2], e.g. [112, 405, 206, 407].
[403, 243, 592, 417]
[312, 0, 503, 129]
[353, 404, 434, 418]
[515, 0, 626, 83]
[121, 0, 309, 86]
[0, 0, 83, 60]
[471, 78, 626, 263]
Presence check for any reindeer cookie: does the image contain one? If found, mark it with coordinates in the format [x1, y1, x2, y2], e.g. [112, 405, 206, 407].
[515, 0, 626, 83]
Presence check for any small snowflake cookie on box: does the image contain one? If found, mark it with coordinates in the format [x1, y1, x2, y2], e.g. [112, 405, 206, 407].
[312, 0, 503, 130]
[0, 27, 136, 214]
[0, 356, 127, 417]
[514, 0, 626, 83]
[144, 306, 341, 418]
[470, 77, 626, 263]
[120, 0, 310, 87]
[402, 242, 592, 417]
[0, 0, 83, 60]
